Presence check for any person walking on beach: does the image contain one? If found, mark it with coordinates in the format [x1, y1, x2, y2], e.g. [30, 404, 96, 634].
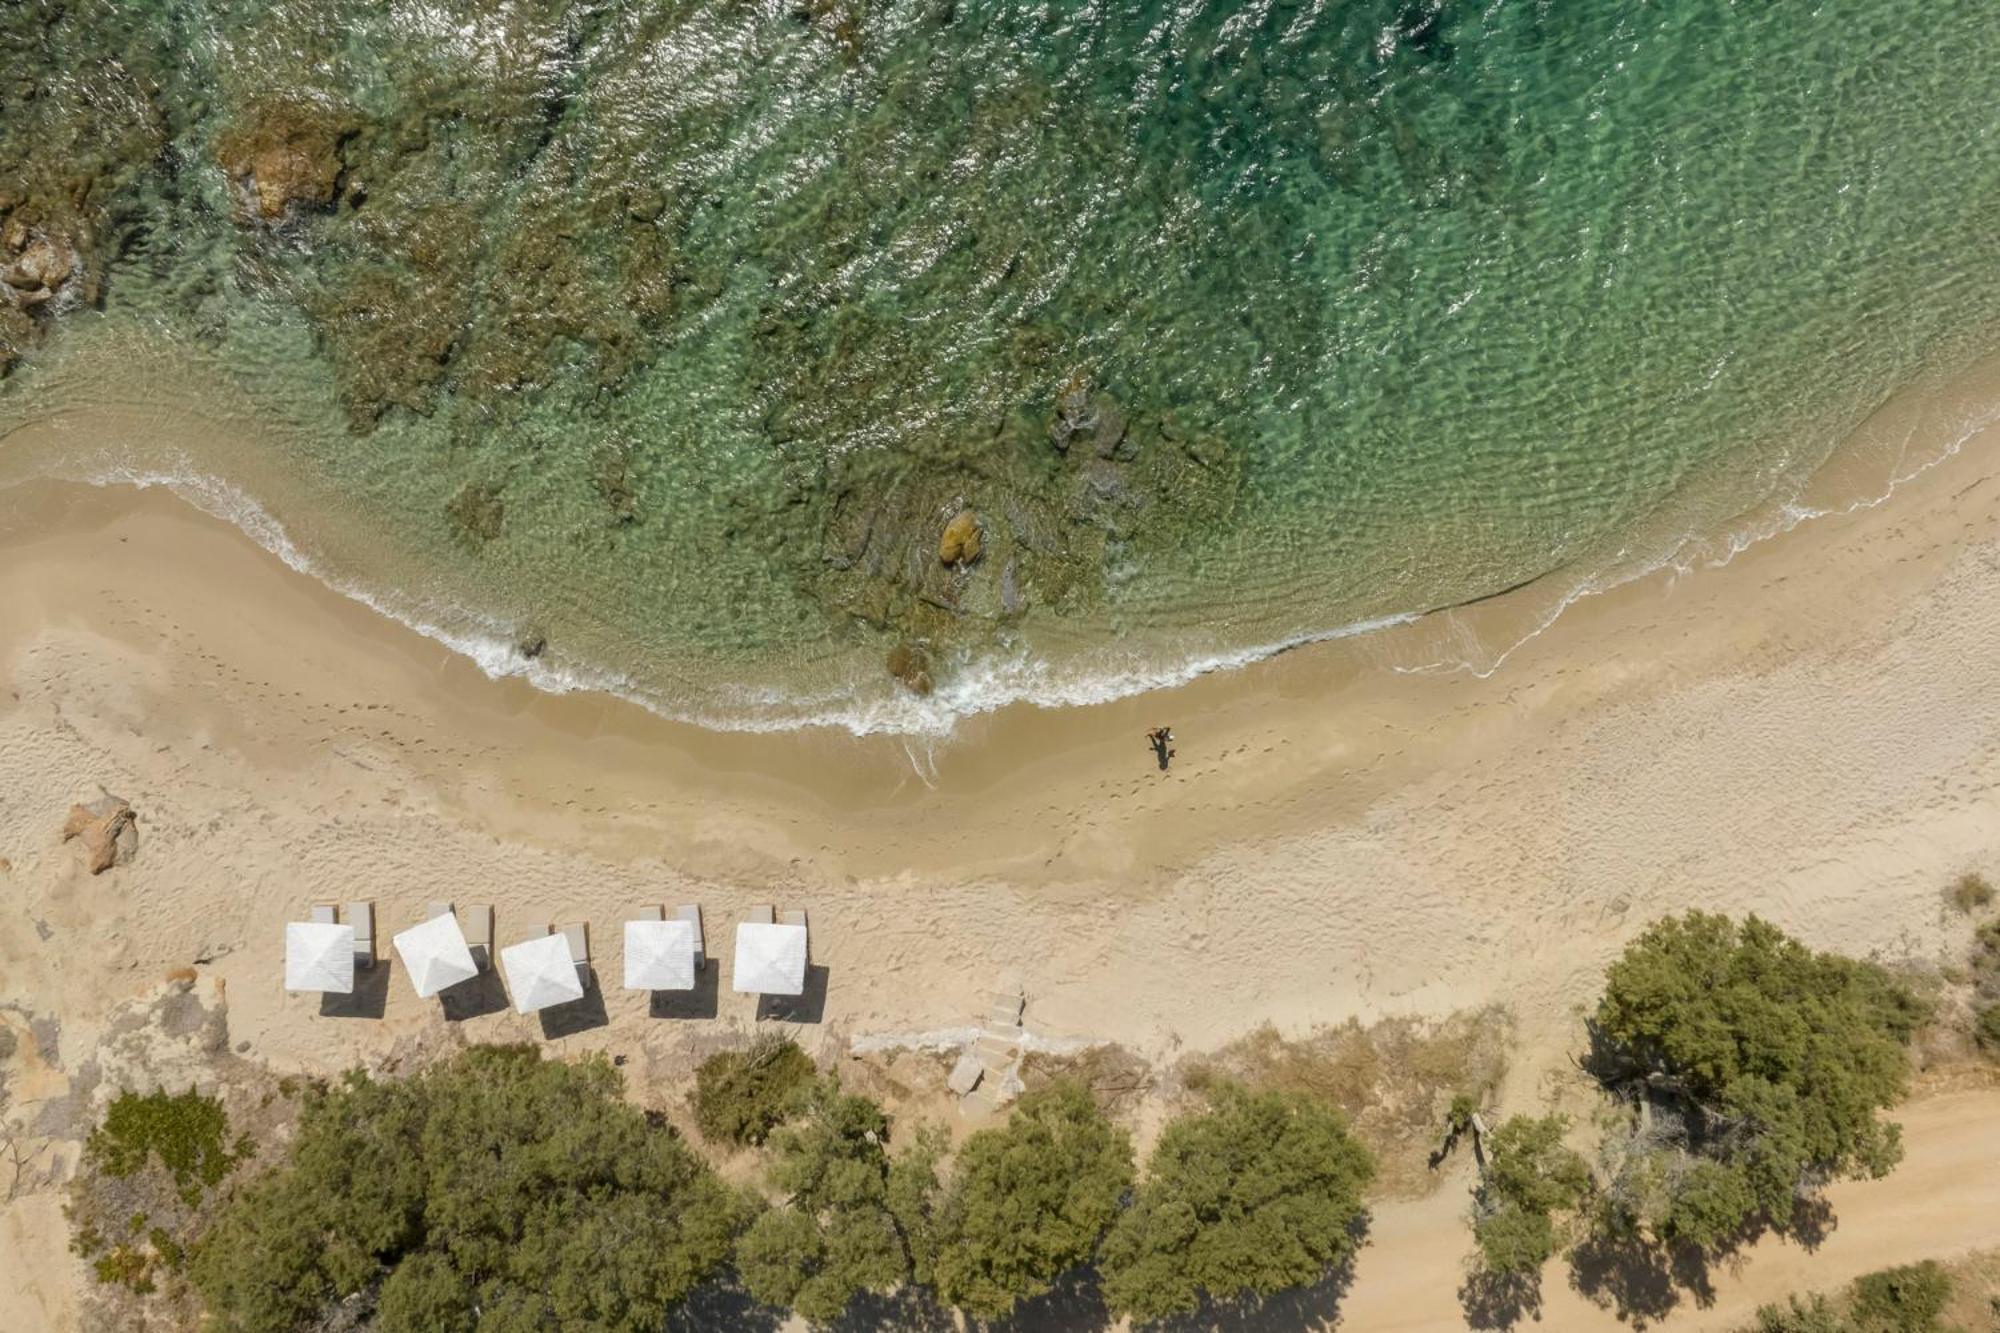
[1146, 726, 1176, 771]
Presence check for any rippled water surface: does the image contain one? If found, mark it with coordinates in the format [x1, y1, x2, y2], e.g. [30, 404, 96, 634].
[4, 0, 1999, 729]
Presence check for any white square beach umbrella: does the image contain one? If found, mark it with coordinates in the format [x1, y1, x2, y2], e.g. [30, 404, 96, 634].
[733, 922, 808, 996]
[393, 912, 479, 998]
[624, 918, 697, 991]
[285, 921, 355, 994]
[501, 933, 586, 1013]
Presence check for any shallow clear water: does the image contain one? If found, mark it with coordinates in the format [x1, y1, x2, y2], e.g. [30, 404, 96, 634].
[4, 0, 2000, 730]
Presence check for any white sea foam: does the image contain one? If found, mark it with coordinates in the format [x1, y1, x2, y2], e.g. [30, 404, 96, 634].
[33, 388, 2000, 739]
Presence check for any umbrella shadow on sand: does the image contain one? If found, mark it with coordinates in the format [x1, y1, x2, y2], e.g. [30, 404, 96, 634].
[650, 965, 721, 1020]
[755, 964, 830, 1025]
[317, 961, 390, 1020]
[440, 965, 510, 1023]
[539, 970, 611, 1039]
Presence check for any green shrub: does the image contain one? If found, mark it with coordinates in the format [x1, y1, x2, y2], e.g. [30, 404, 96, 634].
[733, 1082, 945, 1322]
[1849, 1260, 1952, 1332]
[1974, 1003, 2000, 1054]
[1747, 1292, 1845, 1333]
[1948, 872, 1995, 913]
[1471, 1115, 1592, 1275]
[1099, 1081, 1374, 1321]
[85, 1089, 241, 1205]
[93, 1245, 156, 1293]
[1740, 1261, 1954, 1333]
[147, 1226, 185, 1273]
[190, 1045, 744, 1333]
[692, 1035, 820, 1146]
[1976, 919, 2000, 978]
[1590, 913, 1922, 1249]
[932, 1081, 1133, 1319]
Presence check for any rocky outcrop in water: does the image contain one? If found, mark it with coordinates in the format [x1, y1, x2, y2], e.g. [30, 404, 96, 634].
[939, 509, 983, 566]
[886, 641, 934, 696]
[0, 231, 76, 306]
[0, 2, 173, 375]
[215, 103, 355, 223]
[0, 2, 1254, 705]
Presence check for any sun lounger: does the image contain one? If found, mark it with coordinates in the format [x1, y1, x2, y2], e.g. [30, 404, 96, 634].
[779, 909, 808, 963]
[345, 901, 375, 967]
[311, 903, 337, 926]
[676, 904, 705, 970]
[634, 905, 664, 921]
[427, 901, 453, 921]
[463, 904, 493, 969]
[746, 904, 774, 926]
[557, 922, 590, 976]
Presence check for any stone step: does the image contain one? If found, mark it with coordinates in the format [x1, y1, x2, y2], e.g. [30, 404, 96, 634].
[947, 1051, 985, 1097]
[974, 1035, 1017, 1070]
[985, 990, 1026, 1022]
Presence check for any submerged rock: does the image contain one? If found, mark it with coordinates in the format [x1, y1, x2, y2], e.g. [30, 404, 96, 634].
[886, 641, 934, 696]
[215, 103, 354, 223]
[1048, 374, 1130, 460]
[0, 234, 76, 303]
[939, 509, 983, 566]
[446, 481, 506, 545]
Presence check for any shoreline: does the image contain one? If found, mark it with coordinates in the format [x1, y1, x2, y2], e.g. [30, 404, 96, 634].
[0, 366, 1992, 1033]
[4, 361, 2000, 1326]
[5, 333, 1997, 740]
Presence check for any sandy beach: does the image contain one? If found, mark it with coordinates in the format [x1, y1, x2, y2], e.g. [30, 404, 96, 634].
[5, 363, 2000, 1328]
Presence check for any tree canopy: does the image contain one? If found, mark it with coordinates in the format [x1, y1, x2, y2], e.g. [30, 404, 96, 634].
[691, 1034, 820, 1147]
[190, 1045, 744, 1333]
[1590, 913, 1924, 1249]
[1098, 1081, 1374, 1322]
[1469, 1114, 1592, 1277]
[733, 1079, 946, 1322]
[931, 1081, 1134, 1320]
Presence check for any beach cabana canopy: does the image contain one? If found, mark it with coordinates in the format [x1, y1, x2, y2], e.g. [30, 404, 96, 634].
[393, 912, 478, 998]
[733, 921, 807, 996]
[285, 921, 355, 994]
[624, 918, 697, 991]
[501, 933, 586, 1014]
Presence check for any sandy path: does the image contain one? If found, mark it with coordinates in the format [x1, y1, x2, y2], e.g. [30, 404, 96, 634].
[1338, 1088, 2000, 1332]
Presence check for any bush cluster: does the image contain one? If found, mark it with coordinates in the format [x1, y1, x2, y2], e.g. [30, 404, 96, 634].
[191, 1046, 745, 1333]
[1747, 1260, 1953, 1333]
[85, 1088, 245, 1205]
[1948, 871, 1995, 914]
[1589, 912, 1923, 1252]
[1971, 918, 2000, 1057]
[78, 913, 1939, 1331]
[691, 1033, 820, 1146]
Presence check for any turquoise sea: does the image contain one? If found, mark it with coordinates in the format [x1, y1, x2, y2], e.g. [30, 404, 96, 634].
[2, 0, 1999, 731]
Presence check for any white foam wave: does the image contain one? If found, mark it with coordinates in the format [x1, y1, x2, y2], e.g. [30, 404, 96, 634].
[33, 384, 2000, 739]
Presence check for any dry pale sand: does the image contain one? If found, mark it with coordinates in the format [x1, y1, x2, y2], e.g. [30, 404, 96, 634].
[3, 361, 2000, 1329]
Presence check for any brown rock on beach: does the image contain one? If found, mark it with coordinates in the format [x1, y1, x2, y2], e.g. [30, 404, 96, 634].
[60, 795, 137, 875]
